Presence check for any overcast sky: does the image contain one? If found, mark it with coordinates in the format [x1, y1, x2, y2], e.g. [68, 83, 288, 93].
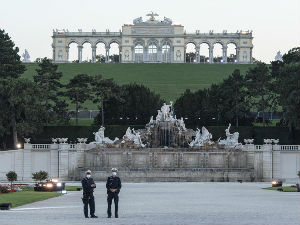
[1, 0, 299, 63]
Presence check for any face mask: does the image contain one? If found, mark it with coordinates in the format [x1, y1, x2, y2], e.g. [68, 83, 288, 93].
[112, 172, 117, 176]
[86, 174, 91, 178]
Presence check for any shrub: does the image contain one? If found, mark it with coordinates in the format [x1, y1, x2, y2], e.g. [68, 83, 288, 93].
[0, 185, 9, 193]
[32, 171, 48, 182]
[6, 171, 17, 189]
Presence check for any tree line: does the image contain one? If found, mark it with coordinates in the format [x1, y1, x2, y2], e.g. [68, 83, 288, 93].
[0, 29, 299, 149]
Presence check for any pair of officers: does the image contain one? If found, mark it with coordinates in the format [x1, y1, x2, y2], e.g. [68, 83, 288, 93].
[81, 168, 122, 218]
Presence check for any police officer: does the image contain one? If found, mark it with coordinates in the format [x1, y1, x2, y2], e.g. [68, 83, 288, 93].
[81, 170, 98, 218]
[106, 168, 122, 218]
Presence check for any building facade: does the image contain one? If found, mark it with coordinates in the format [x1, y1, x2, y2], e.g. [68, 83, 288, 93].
[52, 13, 253, 64]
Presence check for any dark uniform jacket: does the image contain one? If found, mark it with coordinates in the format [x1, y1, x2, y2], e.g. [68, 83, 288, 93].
[81, 177, 96, 194]
[106, 176, 122, 194]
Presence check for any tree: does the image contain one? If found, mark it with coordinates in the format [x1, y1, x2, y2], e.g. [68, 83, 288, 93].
[32, 171, 48, 182]
[245, 63, 275, 126]
[95, 54, 105, 63]
[33, 58, 64, 126]
[6, 171, 17, 190]
[91, 76, 122, 126]
[271, 47, 300, 136]
[65, 74, 92, 125]
[0, 29, 25, 79]
[219, 69, 251, 127]
[0, 78, 46, 149]
[121, 83, 163, 124]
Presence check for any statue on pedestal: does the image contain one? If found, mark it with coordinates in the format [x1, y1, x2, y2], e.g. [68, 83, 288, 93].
[218, 124, 241, 148]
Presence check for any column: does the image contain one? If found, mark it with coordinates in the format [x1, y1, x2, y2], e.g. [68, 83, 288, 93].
[236, 47, 240, 63]
[52, 47, 56, 62]
[250, 47, 253, 64]
[222, 46, 227, 63]
[196, 46, 200, 63]
[143, 46, 148, 62]
[65, 46, 69, 62]
[119, 46, 122, 63]
[131, 46, 135, 62]
[77, 45, 83, 63]
[105, 46, 110, 62]
[209, 46, 214, 64]
[262, 143, 273, 181]
[157, 46, 162, 62]
[91, 46, 97, 63]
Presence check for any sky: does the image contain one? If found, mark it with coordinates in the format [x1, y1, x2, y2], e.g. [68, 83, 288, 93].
[1, 0, 299, 63]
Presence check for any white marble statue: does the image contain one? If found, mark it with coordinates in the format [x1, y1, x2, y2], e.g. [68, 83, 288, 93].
[22, 49, 31, 62]
[122, 127, 146, 147]
[275, 51, 283, 62]
[156, 110, 162, 122]
[51, 138, 58, 144]
[24, 138, 31, 144]
[219, 123, 241, 147]
[178, 117, 186, 131]
[133, 17, 143, 24]
[160, 101, 173, 121]
[162, 16, 172, 24]
[92, 126, 118, 145]
[189, 127, 213, 147]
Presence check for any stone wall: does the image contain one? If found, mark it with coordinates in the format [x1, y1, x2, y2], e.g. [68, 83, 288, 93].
[0, 144, 299, 182]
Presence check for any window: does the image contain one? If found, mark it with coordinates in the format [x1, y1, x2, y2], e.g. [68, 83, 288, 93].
[243, 51, 247, 61]
[148, 44, 157, 62]
[134, 44, 143, 62]
[162, 44, 171, 62]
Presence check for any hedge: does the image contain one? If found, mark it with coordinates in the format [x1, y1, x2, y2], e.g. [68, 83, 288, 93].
[31, 125, 299, 145]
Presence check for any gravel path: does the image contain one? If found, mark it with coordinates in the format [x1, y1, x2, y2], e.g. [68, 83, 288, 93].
[0, 182, 299, 225]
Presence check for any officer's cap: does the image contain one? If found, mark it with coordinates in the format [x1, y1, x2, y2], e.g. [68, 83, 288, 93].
[86, 170, 92, 174]
[111, 168, 118, 172]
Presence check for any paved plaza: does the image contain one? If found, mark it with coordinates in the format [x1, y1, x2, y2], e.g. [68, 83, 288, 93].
[0, 182, 299, 225]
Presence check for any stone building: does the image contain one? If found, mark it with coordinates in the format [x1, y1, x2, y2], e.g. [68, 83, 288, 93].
[52, 13, 253, 64]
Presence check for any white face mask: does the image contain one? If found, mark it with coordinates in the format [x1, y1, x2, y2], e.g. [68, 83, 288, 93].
[112, 172, 117, 176]
[86, 174, 91, 179]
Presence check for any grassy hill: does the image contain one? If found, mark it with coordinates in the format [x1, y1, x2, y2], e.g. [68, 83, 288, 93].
[22, 63, 256, 109]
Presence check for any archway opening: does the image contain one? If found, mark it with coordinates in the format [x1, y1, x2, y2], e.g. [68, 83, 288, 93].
[227, 43, 237, 63]
[185, 43, 196, 63]
[82, 42, 92, 63]
[199, 43, 209, 63]
[109, 42, 120, 62]
[134, 44, 143, 63]
[148, 44, 157, 62]
[213, 43, 223, 63]
[162, 42, 171, 63]
[68, 42, 78, 63]
[96, 42, 106, 63]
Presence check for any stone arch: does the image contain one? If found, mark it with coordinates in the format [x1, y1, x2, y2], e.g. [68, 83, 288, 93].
[67, 40, 80, 62]
[108, 39, 121, 62]
[133, 38, 145, 47]
[226, 40, 238, 63]
[147, 38, 159, 47]
[199, 40, 211, 63]
[212, 40, 224, 63]
[160, 38, 173, 48]
[161, 39, 172, 63]
[185, 39, 198, 47]
[95, 39, 107, 48]
[80, 39, 93, 46]
[67, 39, 80, 47]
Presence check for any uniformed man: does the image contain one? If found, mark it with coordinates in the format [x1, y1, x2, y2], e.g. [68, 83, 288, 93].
[81, 170, 98, 218]
[106, 168, 122, 218]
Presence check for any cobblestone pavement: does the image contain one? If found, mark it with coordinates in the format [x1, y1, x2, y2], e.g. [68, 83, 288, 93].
[0, 182, 299, 225]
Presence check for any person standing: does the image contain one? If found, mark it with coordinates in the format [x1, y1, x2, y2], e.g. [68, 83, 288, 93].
[106, 168, 122, 218]
[81, 170, 98, 218]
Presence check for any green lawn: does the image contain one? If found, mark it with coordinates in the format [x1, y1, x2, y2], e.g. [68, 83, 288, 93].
[65, 186, 82, 191]
[69, 118, 94, 126]
[22, 63, 256, 109]
[263, 186, 298, 192]
[0, 191, 61, 208]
